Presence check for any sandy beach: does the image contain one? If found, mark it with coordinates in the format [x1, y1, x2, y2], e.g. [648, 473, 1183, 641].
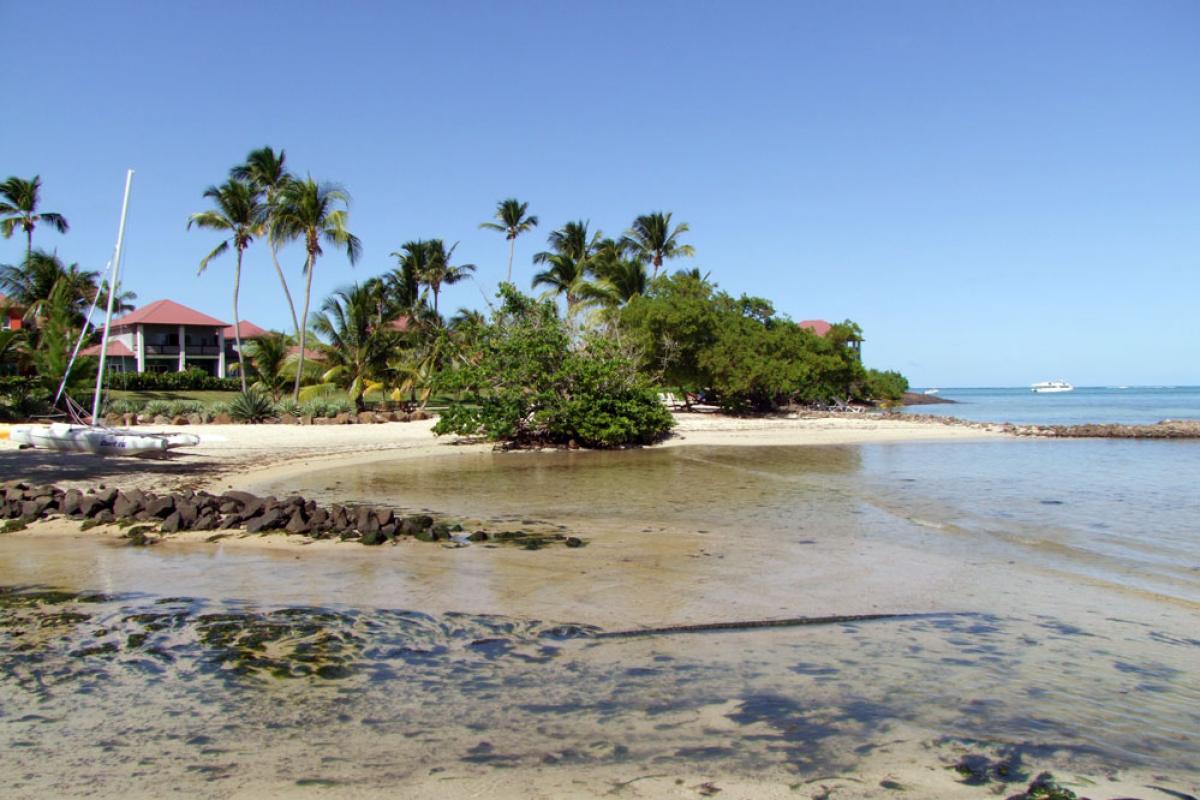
[0, 411, 1004, 495]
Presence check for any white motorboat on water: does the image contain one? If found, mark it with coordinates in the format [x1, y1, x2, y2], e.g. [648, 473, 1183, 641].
[1031, 380, 1074, 393]
[9, 170, 201, 458]
[923, 388, 940, 395]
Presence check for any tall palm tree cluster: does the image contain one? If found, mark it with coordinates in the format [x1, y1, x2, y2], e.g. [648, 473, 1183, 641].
[188, 167, 699, 409]
[521, 211, 693, 319]
[190, 148, 486, 409]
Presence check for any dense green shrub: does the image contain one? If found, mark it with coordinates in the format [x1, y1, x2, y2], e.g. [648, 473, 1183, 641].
[108, 368, 240, 392]
[227, 390, 276, 423]
[433, 287, 673, 447]
[299, 398, 353, 418]
[859, 369, 909, 406]
[619, 273, 886, 413]
[0, 375, 50, 421]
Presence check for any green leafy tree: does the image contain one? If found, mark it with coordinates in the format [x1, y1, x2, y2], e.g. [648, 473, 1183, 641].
[0, 175, 69, 261]
[271, 177, 361, 402]
[31, 280, 95, 404]
[433, 286, 673, 447]
[619, 271, 722, 403]
[187, 178, 267, 391]
[479, 198, 538, 283]
[621, 211, 694, 278]
[231, 146, 301, 341]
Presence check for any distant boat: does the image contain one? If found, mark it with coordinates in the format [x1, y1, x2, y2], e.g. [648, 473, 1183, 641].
[923, 388, 940, 395]
[1032, 380, 1074, 394]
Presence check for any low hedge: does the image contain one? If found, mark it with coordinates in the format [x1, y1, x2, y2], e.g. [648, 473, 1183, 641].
[108, 368, 241, 392]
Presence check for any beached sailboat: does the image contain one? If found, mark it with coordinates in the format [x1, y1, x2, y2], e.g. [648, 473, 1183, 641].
[8, 171, 200, 457]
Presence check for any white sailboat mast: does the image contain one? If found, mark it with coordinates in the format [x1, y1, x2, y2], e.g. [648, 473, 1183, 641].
[92, 169, 135, 423]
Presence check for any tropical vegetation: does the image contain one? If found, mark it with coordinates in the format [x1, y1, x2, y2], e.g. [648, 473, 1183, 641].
[0, 163, 911, 436]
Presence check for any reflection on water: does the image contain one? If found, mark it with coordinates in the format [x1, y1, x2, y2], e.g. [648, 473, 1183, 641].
[266, 445, 864, 529]
[3, 586, 1199, 796]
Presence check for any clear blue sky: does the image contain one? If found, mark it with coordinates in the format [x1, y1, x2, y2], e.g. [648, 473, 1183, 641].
[4, 1, 1197, 387]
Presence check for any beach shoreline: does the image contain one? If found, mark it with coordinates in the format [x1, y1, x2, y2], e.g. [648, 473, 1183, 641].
[0, 411, 1007, 497]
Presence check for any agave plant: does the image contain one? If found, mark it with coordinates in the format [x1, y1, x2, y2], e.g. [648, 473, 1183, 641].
[227, 390, 276, 423]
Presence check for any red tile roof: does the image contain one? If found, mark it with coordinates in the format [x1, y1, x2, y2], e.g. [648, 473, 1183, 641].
[797, 319, 833, 337]
[223, 320, 269, 339]
[389, 316, 415, 332]
[112, 299, 228, 328]
[81, 340, 135, 358]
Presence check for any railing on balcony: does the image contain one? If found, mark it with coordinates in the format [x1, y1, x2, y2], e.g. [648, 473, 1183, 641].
[144, 345, 221, 356]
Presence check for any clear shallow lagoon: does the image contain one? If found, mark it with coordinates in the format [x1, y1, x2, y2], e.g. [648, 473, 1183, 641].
[3, 437, 1199, 796]
[904, 385, 1200, 425]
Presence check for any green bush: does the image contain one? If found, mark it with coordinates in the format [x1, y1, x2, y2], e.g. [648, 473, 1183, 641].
[299, 398, 353, 418]
[227, 390, 276, 423]
[433, 287, 674, 448]
[104, 397, 146, 416]
[0, 375, 50, 421]
[108, 368, 240, 392]
[143, 400, 174, 417]
[859, 369, 909, 406]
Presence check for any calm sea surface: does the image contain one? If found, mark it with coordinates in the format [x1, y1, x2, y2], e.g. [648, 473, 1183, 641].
[904, 385, 1200, 425]
[3, 417, 1199, 794]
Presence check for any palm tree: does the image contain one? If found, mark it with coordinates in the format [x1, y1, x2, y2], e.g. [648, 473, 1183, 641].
[311, 284, 394, 410]
[271, 177, 361, 402]
[0, 176, 69, 261]
[0, 250, 104, 324]
[532, 253, 589, 315]
[243, 332, 293, 400]
[187, 178, 267, 392]
[621, 211, 695, 278]
[581, 254, 649, 309]
[411, 239, 475, 316]
[479, 198, 538, 283]
[535, 220, 601, 264]
[231, 147, 302, 344]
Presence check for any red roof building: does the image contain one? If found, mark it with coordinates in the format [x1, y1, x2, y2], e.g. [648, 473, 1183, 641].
[80, 340, 135, 358]
[797, 319, 833, 337]
[0, 293, 25, 331]
[222, 320, 269, 340]
[101, 299, 231, 377]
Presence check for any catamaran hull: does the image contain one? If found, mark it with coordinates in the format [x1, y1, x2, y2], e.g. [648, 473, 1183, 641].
[8, 425, 199, 456]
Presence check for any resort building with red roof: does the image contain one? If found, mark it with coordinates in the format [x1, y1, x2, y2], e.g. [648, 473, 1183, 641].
[81, 299, 231, 376]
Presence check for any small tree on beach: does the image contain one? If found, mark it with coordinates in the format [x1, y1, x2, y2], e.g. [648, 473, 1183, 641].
[187, 178, 267, 392]
[621, 211, 694, 278]
[479, 198, 538, 283]
[271, 177, 361, 402]
[0, 176, 69, 262]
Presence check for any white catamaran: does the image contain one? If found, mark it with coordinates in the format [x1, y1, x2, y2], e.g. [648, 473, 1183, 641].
[8, 170, 200, 457]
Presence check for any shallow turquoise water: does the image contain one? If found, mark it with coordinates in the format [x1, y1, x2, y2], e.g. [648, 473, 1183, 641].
[903, 385, 1200, 425]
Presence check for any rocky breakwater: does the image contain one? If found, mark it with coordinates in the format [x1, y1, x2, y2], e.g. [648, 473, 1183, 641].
[0, 483, 585, 550]
[888, 413, 1200, 439]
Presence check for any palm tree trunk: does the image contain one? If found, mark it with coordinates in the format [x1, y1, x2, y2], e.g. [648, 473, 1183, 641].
[294, 252, 315, 403]
[269, 241, 302, 342]
[233, 249, 247, 393]
[506, 237, 515, 283]
[25, 225, 32, 264]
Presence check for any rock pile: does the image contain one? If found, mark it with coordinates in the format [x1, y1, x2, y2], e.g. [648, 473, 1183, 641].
[885, 413, 1200, 439]
[0, 483, 460, 545]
